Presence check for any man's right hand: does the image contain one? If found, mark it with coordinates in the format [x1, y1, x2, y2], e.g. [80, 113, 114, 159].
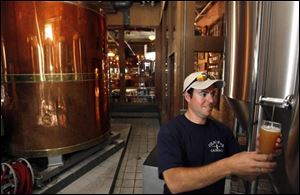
[225, 151, 276, 177]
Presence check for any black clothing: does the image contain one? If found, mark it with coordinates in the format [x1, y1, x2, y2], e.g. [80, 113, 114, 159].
[157, 115, 241, 194]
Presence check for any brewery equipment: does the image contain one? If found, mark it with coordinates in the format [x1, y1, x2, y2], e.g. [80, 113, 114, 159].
[1, 1, 110, 158]
[225, 1, 299, 193]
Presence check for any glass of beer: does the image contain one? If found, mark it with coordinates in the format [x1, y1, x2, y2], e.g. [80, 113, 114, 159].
[259, 120, 281, 154]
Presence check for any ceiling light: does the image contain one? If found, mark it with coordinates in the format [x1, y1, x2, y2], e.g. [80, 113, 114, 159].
[108, 51, 115, 57]
[148, 35, 156, 41]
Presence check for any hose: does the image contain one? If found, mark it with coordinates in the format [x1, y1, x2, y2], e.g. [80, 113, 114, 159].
[1, 159, 34, 194]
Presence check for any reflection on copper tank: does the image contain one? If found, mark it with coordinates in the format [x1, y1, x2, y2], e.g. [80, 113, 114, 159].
[1, 2, 110, 157]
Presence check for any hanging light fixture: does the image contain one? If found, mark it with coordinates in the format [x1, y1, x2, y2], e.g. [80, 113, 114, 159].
[107, 50, 115, 57]
[148, 34, 156, 41]
[148, 28, 156, 41]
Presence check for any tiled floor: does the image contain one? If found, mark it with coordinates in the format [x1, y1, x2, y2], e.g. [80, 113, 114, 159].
[55, 123, 131, 194]
[57, 117, 160, 194]
[111, 118, 160, 194]
[58, 150, 123, 194]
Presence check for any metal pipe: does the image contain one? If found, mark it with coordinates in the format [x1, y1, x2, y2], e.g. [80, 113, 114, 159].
[112, 1, 133, 10]
[247, 1, 263, 194]
[182, 1, 187, 110]
[259, 95, 295, 108]
[247, 0, 263, 152]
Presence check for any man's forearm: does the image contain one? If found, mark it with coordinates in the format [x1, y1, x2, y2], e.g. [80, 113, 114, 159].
[163, 158, 231, 194]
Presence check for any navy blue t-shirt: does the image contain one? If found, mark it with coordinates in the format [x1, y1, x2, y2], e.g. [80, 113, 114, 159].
[157, 115, 241, 194]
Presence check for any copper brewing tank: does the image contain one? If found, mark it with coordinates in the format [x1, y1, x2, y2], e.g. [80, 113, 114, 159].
[1, 1, 110, 157]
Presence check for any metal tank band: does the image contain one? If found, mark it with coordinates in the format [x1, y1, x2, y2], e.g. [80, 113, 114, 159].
[1, 73, 97, 83]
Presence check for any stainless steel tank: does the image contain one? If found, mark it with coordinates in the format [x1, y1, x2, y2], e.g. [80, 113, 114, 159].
[1, 1, 110, 157]
[224, 1, 261, 143]
[225, 1, 299, 193]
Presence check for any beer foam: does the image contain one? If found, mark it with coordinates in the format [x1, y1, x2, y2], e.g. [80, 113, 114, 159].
[261, 125, 281, 133]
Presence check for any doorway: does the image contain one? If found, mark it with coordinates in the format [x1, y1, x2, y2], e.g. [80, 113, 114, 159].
[107, 28, 158, 113]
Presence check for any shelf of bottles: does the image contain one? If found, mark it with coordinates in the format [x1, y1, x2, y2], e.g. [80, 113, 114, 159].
[194, 17, 224, 110]
[194, 52, 223, 79]
[194, 15, 224, 79]
[109, 54, 121, 102]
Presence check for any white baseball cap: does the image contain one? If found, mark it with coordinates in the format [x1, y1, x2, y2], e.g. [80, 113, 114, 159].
[183, 72, 225, 93]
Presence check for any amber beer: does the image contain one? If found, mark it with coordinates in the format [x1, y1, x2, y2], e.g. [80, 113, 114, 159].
[259, 120, 281, 154]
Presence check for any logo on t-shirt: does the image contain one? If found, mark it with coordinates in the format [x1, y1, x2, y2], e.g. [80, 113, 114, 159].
[208, 140, 224, 152]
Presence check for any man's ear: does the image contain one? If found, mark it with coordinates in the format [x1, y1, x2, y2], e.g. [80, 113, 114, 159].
[184, 92, 191, 102]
